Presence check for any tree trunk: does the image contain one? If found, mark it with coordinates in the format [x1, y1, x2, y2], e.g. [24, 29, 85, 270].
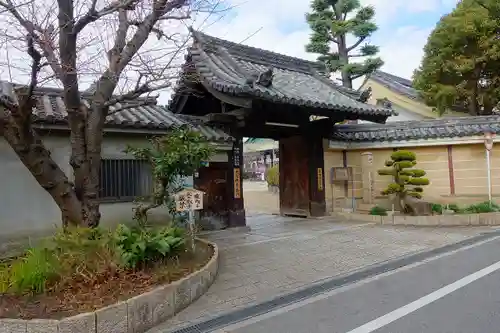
[2, 116, 83, 226]
[335, 9, 352, 89]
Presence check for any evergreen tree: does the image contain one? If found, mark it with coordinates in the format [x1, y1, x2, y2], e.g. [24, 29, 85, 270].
[413, 0, 500, 116]
[378, 150, 430, 214]
[305, 0, 383, 89]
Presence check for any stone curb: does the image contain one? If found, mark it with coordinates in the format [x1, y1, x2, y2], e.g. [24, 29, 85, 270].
[0, 239, 219, 333]
[332, 212, 500, 226]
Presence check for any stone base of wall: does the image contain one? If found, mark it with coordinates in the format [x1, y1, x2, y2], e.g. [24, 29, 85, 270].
[0, 239, 219, 333]
[332, 212, 500, 226]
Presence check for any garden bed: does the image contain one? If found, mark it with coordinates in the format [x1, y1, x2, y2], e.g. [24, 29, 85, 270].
[0, 222, 219, 330]
[0, 240, 213, 320]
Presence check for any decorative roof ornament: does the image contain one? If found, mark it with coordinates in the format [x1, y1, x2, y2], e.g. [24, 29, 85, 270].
[358, 87, 372, 103]
[245, 67, 274, 88]
[376, 97, 392, 109]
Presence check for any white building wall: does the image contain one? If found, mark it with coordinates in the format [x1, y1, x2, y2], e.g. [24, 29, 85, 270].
[0, 135, 228, 239]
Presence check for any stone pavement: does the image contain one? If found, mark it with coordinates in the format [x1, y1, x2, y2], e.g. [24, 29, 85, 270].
[148, 212, 499, 332]
[242, 181, 279, 214]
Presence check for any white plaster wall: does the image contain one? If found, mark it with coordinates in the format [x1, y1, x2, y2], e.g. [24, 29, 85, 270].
[0, 135, 229, 238]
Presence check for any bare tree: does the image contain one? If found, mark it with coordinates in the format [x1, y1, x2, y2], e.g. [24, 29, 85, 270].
[0, 0, 219, 227]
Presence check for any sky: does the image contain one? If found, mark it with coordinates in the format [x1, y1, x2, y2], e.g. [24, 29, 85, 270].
[194, 0, 460, 91]
[0, 0, 460, 104]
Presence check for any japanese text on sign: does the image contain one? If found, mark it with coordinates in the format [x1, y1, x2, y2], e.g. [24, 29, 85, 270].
[317, 168, 323, 191]
[234, 168, 241, 199]
[233, 146, 241, 167]
[174, 188, 204, 212]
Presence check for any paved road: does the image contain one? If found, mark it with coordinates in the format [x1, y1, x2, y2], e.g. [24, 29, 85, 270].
[215, 233, 500, 333]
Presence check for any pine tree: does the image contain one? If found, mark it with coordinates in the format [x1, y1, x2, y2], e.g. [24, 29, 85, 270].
[378, 150, 430, 214]
[305, 0, 383, 89]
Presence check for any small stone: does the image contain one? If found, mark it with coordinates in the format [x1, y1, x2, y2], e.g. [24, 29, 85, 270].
[27, 319, 58, 333]
[58, 312, 95, 333]
[0, 319, 27, 333]
[96, 302, 127, 333]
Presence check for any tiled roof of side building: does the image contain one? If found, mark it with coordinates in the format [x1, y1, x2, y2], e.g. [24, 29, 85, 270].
[370, 70, 420, 100]
[332, 116, 500, 142]
[369, 70, 470, 114]
[170, 30, 394, 122]
[0, 82, 233, 142]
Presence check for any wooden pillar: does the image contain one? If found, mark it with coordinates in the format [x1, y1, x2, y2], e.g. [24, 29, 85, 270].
[308, 134, 327, 216]
[447, 145, 456, 195]
[227, 137, 246, 227]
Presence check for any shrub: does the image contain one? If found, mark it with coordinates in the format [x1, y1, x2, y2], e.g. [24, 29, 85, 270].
[448, 203, 460, 212]
[378, 150, 430, 211]
[431, 203, 443, 214]
[370, 206, 387, 216]
[463, 201, 500, 214]
[265, 165, 279, 186]
[114, 225, 186, 268]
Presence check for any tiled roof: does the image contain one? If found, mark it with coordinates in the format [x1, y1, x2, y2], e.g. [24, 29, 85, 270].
[369, 71, 469, 114]
[173, 30, 394, 122]
[370, 70, 420, 100]
[332, 116, 500, 142]
[0, 83, 232, 142]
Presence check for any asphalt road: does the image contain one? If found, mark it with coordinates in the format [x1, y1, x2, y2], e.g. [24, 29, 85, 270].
[215, 234, 500, 333]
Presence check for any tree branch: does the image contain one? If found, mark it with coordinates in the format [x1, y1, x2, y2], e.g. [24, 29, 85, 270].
[104, 81, 171, 108]
[0, 0, 64, 80]
[347, 36, 367, 52]
[20, 32, 43, 113]
[73, 0, 138, 35]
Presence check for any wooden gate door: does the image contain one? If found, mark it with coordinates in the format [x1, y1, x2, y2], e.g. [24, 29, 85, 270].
[279, 136, 310, 216]
[195, 164, 228, 229]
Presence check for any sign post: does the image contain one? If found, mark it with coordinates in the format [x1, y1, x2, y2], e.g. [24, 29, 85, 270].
[174, 188, 205, 251]
[484, 132, 495, 206]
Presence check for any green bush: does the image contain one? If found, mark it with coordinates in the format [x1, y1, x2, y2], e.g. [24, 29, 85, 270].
[463, 201, 500, 214]
[265, 165, 279, 186]
[370, 206, 388, 216]
[114, 225, 185, 268]
[431, 203, 443, 214]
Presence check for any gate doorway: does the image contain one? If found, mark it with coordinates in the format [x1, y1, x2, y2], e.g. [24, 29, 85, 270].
[168, 30, 392, 227]
[279, 136, 309, 216]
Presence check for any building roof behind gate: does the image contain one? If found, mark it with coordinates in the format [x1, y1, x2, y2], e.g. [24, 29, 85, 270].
[0, 82, 233, 142]
[332, 116, 500, 142]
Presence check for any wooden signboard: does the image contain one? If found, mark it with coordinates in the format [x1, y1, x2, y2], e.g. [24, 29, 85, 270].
[317, 168, 324, 191]
[233, 168, 241, 199]
[330, 167, 353, 183]
[174, 188, 204, 212]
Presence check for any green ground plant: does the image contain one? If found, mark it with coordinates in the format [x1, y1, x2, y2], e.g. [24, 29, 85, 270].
[0, 224, 188, 295]
[369, 206, 387, 216]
